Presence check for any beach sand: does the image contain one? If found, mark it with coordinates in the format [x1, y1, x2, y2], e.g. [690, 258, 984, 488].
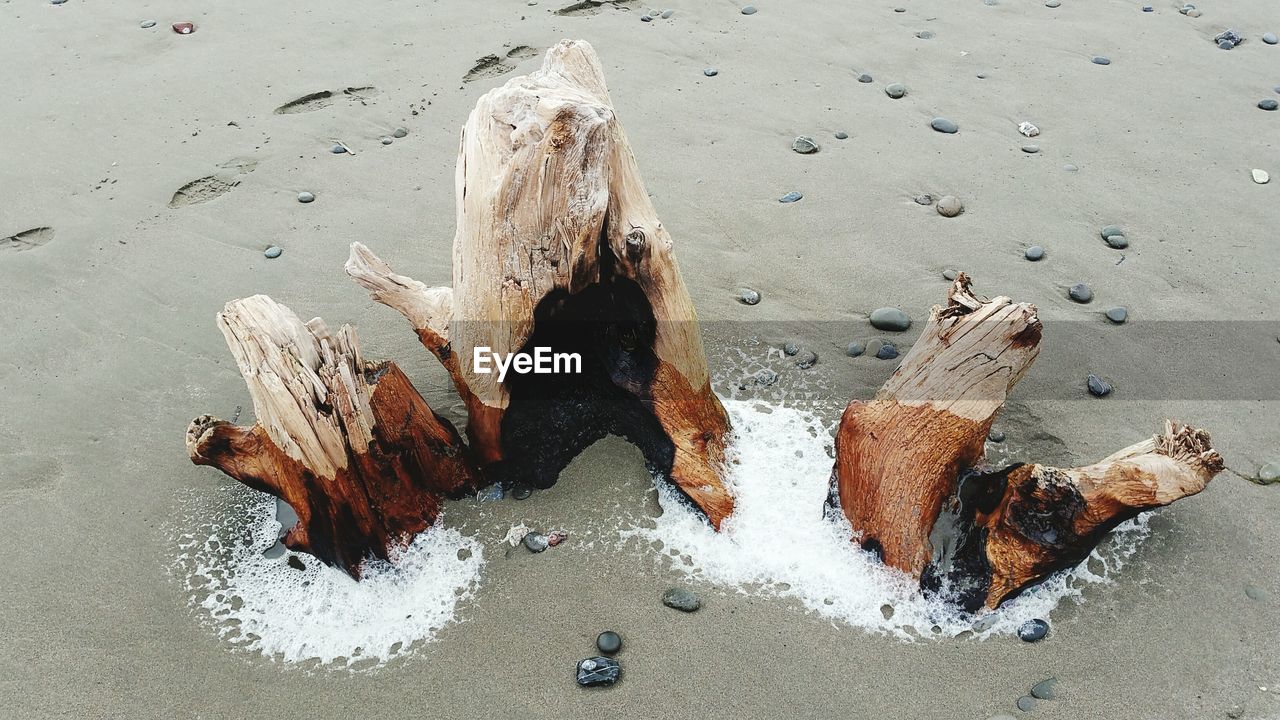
[2, 0, 1278, 717]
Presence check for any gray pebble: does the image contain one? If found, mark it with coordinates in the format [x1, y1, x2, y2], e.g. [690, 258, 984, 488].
[930, 117, 959, 134]
[1100, 224, 1124, 240]
[1017, 618, 1049, 641]
[741, 5, 757, 14]
[512, 485, 533, 500]
[331, 144, 347, 154]
[1264, 33, 1278, 45]
[393, 127, 408, 138]
[870, 307, 912, 331]
[885, 83, 907, 99]
[523, 532, 549, 552]
[857, 73, 874, 83]
[596, 630, 623, 654]
[914, 194, 934, 205]
[738, 287, 761, 305]
[263, 246, 283, 259]
[795, 350, 818, 369]
[140, 20, 157, 28]
[297, 191, 315, 203]
[916, 30, 934, 39]
[834, 131, 849, 139]
[936, 195, 964, 217]
[1030, 678, 1057, 700]
[1092, 55, 1111, 65]
[1219, 40, 1235, 50]
[1105, 234, 1128, 249]
[1022, 144, 1040, 154]
[1245, 584, 1267, 600]
[704, 67, 718, 77]
[1045, 0, 1060, 6]
[1025, 245, 1045, 261]
[1087, 373, 1113, 397]
[1017, 696, 1038, 712]
[1258, 461, 1280, 483]
[779, 190, 803, 203]
[1064, 163, 1079, 172]
[1259, 98, 1279, 111]
[663, 587, 701, 611]
[943, 268, 958, 280]
[783, 342, 800, 356]
[1069, 283, 1093, 303]
[894, 7, 906, 12]
[876, 342, 900, 360]
[972, 615, 998, 632]
[846, 341, 866, 357]
[988, 429, 1006, 443]
[754, 368, 778, 386]
[792, 136, 820, 154]
[661, 9, 674, 18]
[380, 137, 394, 145]
[1105, 306, 1128, 324]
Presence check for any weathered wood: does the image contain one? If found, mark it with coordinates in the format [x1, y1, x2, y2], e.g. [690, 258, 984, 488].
[347, 40, 733, 526]
[186, 295, 478, 577]
[832, 275, 1222, 609]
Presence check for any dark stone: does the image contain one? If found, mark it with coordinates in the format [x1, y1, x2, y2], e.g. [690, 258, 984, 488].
[1092, 55, 1111, 65]
[331, 144, 347, 154]
[930, 117, 959, 134]
[1030, 677, 1057, 700]
[1105, 234, 1128, 249]
[1017, 696, 1038, 712]
[512, 485, 533, 500]
[870, 307, 911, 331]
[795, 350, 818, 369]
[1025, 245, 1045, 261]
[703, 67, 718, 77]
[738, 288, 761, 305]
[1259, 98, 1279, 111]
[988, 429, 1006, 443]
[916, 30, 934, 39]
[641, 14, 652, 21]
[1087, 374, 1113, 397]
[596, 630, 623, 655]
[792, 136, 820, 154]
[779, 190, 803, 203]
[857, 73, 874, 83]
[943, 268, 958, 280]
[1017, 618, 1049, 642]
[754, 368, 778, 386]
[287, 555, 306, 571]
[835, 131, 849, 139]
[576, 656, 621, 687]
[1068, 283, 1093, 303]
[523, 532, 549, 552]
[846, 341, 866, 357]
[914, 194, 934, 205]
[1214, 29, 1244, 47]
[141, 20, 157, 28]
[393, 127, 408, 138]
[876, 342, 899, 360]
[663, 587, 701, 612]
[783, 342, 800, 356]
[1105, 306, 1128, 324]
[885, 83, 907, 99]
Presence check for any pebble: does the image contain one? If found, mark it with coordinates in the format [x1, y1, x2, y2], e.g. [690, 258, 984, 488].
[1215, 29, 1244, 48]
[870, 307, 912, 331]
[1022, 144, 1040, 154]
[876, 342, 900, 360]
[792, 136, 820, 154]
[1143, 5, 1153, 11]
[930, 117, 959, 134]
[661, 9, 674, 18]
[1186, 8, 1201, 17]
[596, 631, 622, 655]
[703, 67, 718, 77]
[783, 342, 800, 356]
[576, 656, 621, 687]
[754, 368, 778, 386]
[1068, 283, 1093, 303]
[1104, 234, 1128, 249]
[1091, 55, 1111, 65]
[1105, 306, 1128, 324]
[523, 532, 549, 553]
[1264, 33, 1278, 45]
[857, 73, 874, 83]
[263, 246, 283, 259]
[662, 587, 701, 612]
[916, 30, 935, 39]
[936, 195, 964, 217]
[1016, 696, 1038, 712]
[172, 22, 195, 34]
[894, 7, 906, 12]
[1045, 0, 1060, 6]
[512, 485, 533, 500]
[297, 191, 315, 203]
[380, 137, 394, 145]
[331, 144, 347, 154]
[1030, 678, 1057, 700]
[51, 0, 67, 4]
[1258, 461, 1280, 483]
[393, 127, 408, 138]
[1017, 618, 1049, 642]
[1259, 99, 1279, 111]
[972, 615, 998, 632]
[641, 14, 652, 21]
[846, 341, 866, 357]
[1087, 373, 1113, 397]
[885, 83, 907, 99]
[988, 429, 1006, 443]
[1254, 169, 1271, 184]
[140, 20, 157, 28]
[1025, 245, 1045, 261]
[779, 191, 803, 203]
[1100, 224, 1124, 240]
[741, 5, 757, 14]
[1064, 163, 1079, 172]
[738, 287, 761, 305]
[1245, 584, 1267, 600]
[835, 131, 849, 139]
[914, 194, 934, 205]
[795, 350, 818, 369]
[943, 268, 958, 280]
[287, 555, 306, 571]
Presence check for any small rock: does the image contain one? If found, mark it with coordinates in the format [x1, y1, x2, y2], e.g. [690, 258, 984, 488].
[795, 350, 818, 369]
[876, 342, 900, 360]
[331, 144, 347, 154]
[1218, 39, 1235, 50]
[1017, 696, 1038, 712]
[914, 194, 935, 205]
[835, 131, 849, 139]
[264, 246, 283, 259]
[741, 5, 757, 14]
[1105, 234, 1129, 249]
[1045, 0, 1059, 6]
[1100, 225, 1124, 240]
[1253, 169, 1270, 184]
[641, 14, 652, 21]
[547, 530, 568, 546]
[885, 83, 907, 99]
[916, 30, 935, 39]
[1228, 705, 1245, 719]
[1264, 33, 1279, 45]
[894, 7, 906, 12]
[1259, 98, 1279, 111]
[140, 20, 157, 28]
[870, 307, 912, 331]
[475, 484, 504, 502]
[754, 368, 778, 386]
[1017, 618, 1049, 642]
[1068, 283, 1093, 303]
[576, 656, 621, 687]
[380, 137, 394, 145]
[972, 615, 998, 632]
[792, 136, 820, 154]
[1022, 144, 1040, 154]
[703, 67, 718, 77]
[512, 485, 533, 500]
[931, 117, 959, 134]
[661, 9, 674, 18]
[1186, 8, 1201, 17]
[1087, 374, 1113, 397]
[779, 191, 803, 203]
[663, 587, 701, 612]
[1105, 306, 1128, 324]
[738, 287, 761, 305]
[1024, 245, 1045, 261]
[597, 631, 622, 655]
[297, 191, 315, 203]
[1245, 584, 1267, 601]
[1214, 29, 1244, 48]
[393, 127, 408, 138]
[942, 268, 959, 280]
[857, 73, 874, 83]
[846, 341, 866, 357]
[1030, 678, 1057, 700]
[287, 555, 306, 571]
[936, 195, 964, 217]
[1092, 55, 1111, 65]
[1064, 163, 1079, 172]
[172, 22, 195, 34]
[1258, 461, 1280, 483]
[783, 342, 800, 356]
[1143, 5, 1153, 11]
[523, 532, 549, 552]
[988, 429, 1006, 443]
[51, 0, 67, 4]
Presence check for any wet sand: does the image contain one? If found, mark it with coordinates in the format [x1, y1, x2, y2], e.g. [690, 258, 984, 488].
[2, 1, 1279, 717]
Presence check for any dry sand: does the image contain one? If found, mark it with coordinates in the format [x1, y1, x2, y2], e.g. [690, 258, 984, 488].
[2, 0, 1279, 718]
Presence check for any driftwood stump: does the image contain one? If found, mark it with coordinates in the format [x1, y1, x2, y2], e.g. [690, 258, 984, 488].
[831, 274, 1223, 609]
[186, 295, 478, 578]
[347, 39, 733, 526]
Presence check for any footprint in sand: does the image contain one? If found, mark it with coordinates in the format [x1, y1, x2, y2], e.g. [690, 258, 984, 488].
[555, 0, 637, 16]
[462, 49, 541, 83]
[169, 177, 240, 208]
[506, 45, 541, 60]
[273, 86, 381, 114]
[2, 226, 54, 252]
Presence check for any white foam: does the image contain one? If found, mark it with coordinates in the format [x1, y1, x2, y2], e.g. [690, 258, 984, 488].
[175, 490, 484, 667]
[633, 398, 1152, 639]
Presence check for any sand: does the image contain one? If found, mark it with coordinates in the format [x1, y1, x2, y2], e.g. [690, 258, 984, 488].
[2, 0, 1279, 717]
